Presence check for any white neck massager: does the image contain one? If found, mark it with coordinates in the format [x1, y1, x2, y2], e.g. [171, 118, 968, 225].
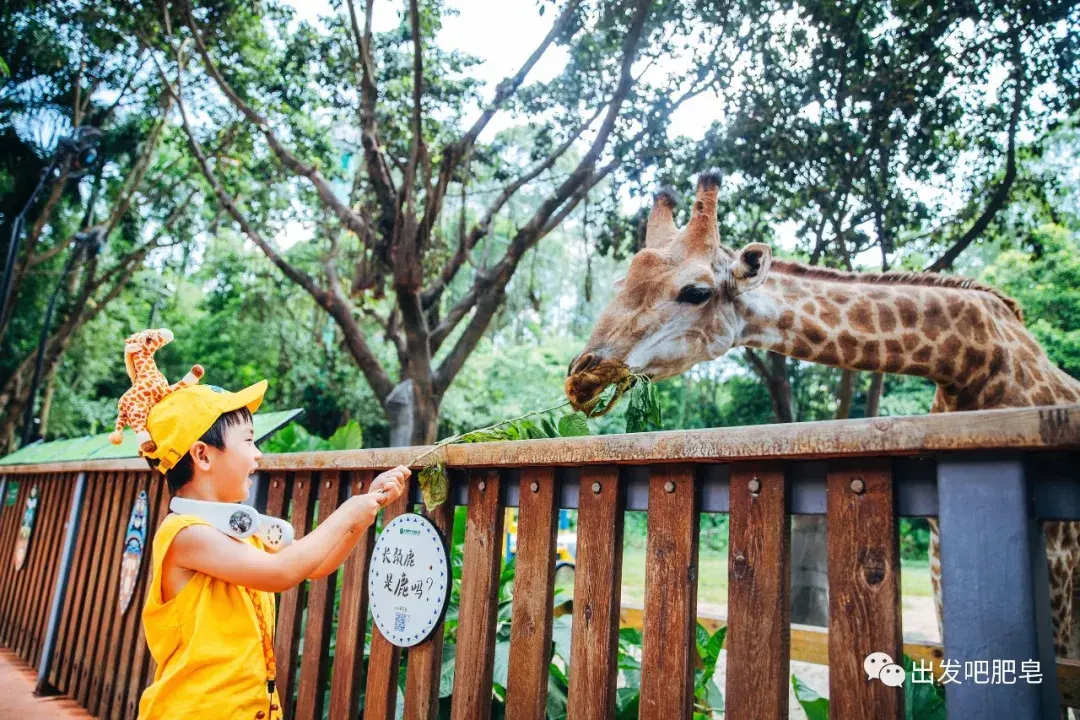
[169, 497, 295, 551]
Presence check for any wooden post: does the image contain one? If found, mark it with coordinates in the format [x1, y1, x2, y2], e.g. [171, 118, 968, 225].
[295, 471, 343, 720]
[567, 466, 625, 720]
[639, 465, 700, 720]
[403, 472, 456, 720]
[450, 470, 506, 720]
[506, 467, 559, 719]
[826, 459, 903, 719]
[725, 462, 791, 719]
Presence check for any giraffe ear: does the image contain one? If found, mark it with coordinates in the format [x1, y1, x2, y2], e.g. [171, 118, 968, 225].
[730, 243, 772, 295]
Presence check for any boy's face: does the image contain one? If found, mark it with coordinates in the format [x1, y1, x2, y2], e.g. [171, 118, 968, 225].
[199, 418, 262, 502]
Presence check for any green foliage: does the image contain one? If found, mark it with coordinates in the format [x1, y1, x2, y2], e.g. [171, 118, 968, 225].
[792, 673, 829, 720]
[624, 377, 663, 433]
[260, 419, 363, 453]
[982, 225, 1080, 379]
[792, 655, 947, 720]
[899, 518, 930, 561]
[418, 461, 449, 512]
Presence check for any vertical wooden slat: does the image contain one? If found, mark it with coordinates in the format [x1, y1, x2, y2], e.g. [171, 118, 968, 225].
[6, 473, 42, 652]
[11, 473, 51, 653]
[30, 473, 76, 667]
[327, 471, 376, 720]
[640, 465, 700, 720]
[450, 469, 505, 720]
[295, 471, 343, 720]
[725, 462, 791, 719]
[404, 475, 456, 720]
[567, 466, 624, 720]
[0, 475, 29, 633]
[506, 467, 559, 719]
[275, 470, 316, 720]
[363, 471, 413, 720]
[826, 459, 902, 720]
[124, 474, 171, 720]
[76, 471, 124, 706]
[56, 472, 106, 693]
[18, 473, 61, 659]
[71, 472, 117, 703]
[102, 472, 153, 718]
[55, 473, 103, 692]
[89, 471, 138, 713]
[50, 472, 97, 689]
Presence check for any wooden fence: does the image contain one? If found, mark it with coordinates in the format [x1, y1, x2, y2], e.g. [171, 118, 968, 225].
[0, 404, 1077, 719]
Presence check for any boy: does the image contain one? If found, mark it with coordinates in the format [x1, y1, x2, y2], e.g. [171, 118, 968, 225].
[134, 378, 409, 719]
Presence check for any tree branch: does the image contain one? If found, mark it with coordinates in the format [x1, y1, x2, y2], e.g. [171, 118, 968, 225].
[179, 0, 373, 240]
[345, 0, 397, 234]
[160, 54, 396, 404]
[419, 0, 582, 245]
[421, 102, 606, 309]
[924, 31, 1024, 273]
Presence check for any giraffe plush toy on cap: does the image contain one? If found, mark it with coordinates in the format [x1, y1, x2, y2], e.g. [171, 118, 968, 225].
[110, 328, 204, 453]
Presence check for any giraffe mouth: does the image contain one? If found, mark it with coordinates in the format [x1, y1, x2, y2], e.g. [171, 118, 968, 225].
[564, 360, 634, 416]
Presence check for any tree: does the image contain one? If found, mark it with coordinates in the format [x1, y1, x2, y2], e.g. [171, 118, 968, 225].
[0, 2, 216, 453]
[115, 0, 751, 445]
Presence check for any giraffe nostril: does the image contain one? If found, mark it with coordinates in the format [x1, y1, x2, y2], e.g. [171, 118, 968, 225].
[568, 353, 595, 377]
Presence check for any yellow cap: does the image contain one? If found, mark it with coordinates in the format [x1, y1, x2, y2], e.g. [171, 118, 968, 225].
[141, 380, 268, 473]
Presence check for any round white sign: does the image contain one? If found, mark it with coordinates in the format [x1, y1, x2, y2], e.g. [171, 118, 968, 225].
[368, 513, 450, 647]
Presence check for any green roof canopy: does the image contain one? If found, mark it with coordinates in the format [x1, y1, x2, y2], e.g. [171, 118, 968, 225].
[0, 409, 303, 466]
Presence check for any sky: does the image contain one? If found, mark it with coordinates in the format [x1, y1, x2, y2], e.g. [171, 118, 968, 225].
[286, 0, 723, 141]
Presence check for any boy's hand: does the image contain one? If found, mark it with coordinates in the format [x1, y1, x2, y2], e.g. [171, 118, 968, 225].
[371, 465, 410, 506]
[347, 493, 383, 531]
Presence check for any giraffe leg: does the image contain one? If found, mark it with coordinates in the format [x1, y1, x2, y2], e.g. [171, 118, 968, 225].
[927, 517, 943, 642]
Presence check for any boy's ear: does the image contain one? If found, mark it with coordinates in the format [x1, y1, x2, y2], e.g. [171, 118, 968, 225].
[189, 441, 212, 471]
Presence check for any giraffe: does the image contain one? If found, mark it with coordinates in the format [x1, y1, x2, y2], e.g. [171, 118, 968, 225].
[565, 170, 1080, 661]
[110, 328, 204, 452]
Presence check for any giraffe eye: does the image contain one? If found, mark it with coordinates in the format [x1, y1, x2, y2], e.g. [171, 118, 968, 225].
[676, 285, 713, 305]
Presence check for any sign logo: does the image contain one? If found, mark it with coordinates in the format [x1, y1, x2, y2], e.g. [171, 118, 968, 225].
[865, 652, 906, 687]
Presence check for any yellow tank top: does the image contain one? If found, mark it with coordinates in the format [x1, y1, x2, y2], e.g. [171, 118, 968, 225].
[138, 513, 282, 719]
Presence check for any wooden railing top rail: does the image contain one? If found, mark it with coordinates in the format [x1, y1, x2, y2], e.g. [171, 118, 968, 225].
[1, 404, 1076, 474]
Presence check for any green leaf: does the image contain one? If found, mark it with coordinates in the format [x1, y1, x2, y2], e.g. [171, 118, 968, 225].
[325, 419, 363, 450]
[791, 674, 829, 720]
[903, 654, 946, 720]
[699, 626, 726, 682]
[540, 415, 560, 438]
[625, 377, 663, 433]
[418, 461, 448, 511]
[557, 412, 591, 437]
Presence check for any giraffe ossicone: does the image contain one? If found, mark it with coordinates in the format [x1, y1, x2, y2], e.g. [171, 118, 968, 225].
[567, 170, 1080, 659]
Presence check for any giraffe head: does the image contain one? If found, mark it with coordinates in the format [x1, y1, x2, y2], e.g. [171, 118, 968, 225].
[565, 172, 772, 411]
[125, 328, 174, 356]
[123, 328, 174, 382]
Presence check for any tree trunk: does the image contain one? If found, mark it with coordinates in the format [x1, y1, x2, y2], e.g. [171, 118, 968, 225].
[791, 515, 829, 626]
[385, 378, 440, 447]
[37, 367, 58, 440]
[835, 369, 855, 420]
[865, 372, 885, 417]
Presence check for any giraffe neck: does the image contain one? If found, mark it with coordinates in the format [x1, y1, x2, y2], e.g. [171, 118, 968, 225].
[131, 352, 160, 380]
[733, 269, 1011, 392]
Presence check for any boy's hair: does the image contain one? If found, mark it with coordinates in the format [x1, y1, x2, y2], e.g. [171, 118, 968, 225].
[145, 407, 254, 494]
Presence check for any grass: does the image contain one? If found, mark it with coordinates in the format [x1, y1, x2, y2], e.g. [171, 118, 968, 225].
[619, 546, 934, 607]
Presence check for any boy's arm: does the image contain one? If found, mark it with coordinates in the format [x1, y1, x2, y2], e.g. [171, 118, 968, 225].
[168, 493, 383, 593]
[305, 468, 409, 580]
